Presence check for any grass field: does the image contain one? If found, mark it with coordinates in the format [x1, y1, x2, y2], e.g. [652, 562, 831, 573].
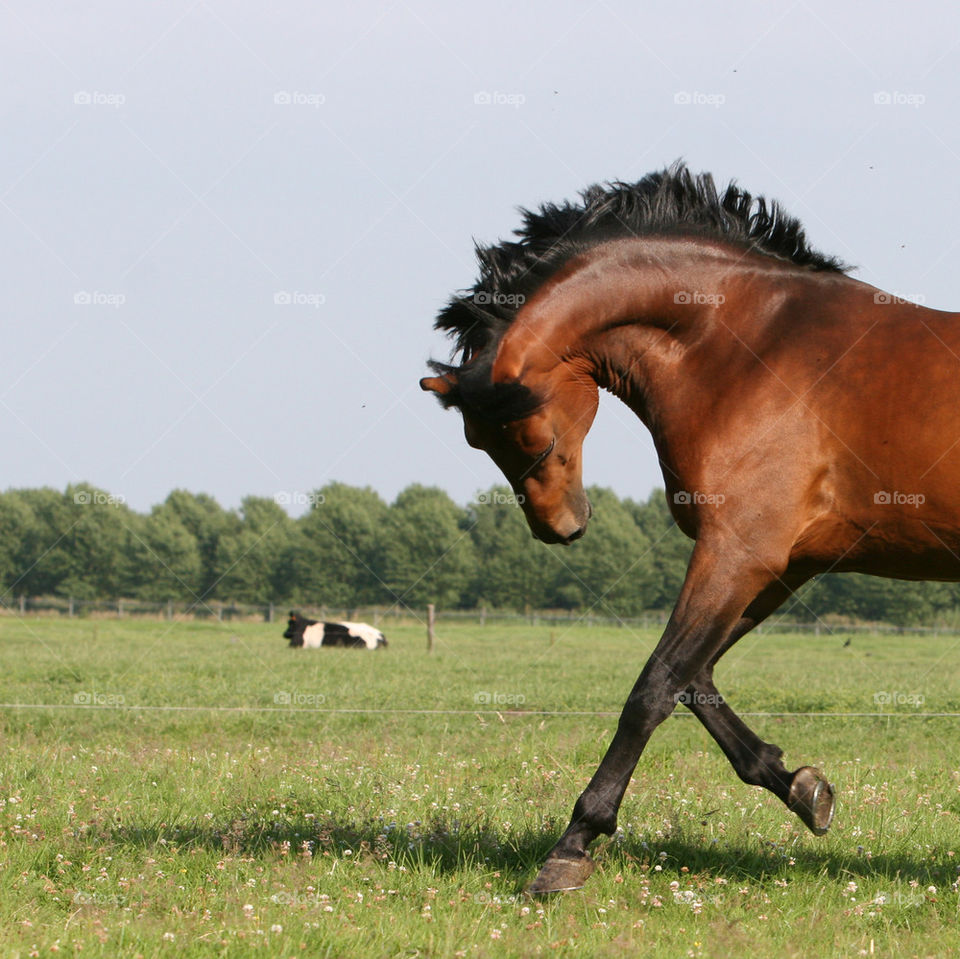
[2, 615, 959, 958]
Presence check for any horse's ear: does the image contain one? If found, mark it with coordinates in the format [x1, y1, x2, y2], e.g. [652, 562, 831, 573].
[420, 373, 457, 396]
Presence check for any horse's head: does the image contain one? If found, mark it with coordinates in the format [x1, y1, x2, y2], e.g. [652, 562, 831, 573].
[421, 334, 598, 545]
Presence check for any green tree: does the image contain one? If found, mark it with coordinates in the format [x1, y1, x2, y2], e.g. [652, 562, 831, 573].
[629, 490, 694, 611]
[134, 502, 203, 602]
[382, 485, 476, 609]
[0, 490, 36, 602]
[217, 496, 295, 603]
[467, 486, 552, 610]
[293, 484, 391, 608]
[4, 487, 76, 597]
[57, 483, 142, 599]
[548, 487, 658, 616]
[158, 490, 238, 600]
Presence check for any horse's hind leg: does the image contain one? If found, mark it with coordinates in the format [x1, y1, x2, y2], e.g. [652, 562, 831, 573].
[527, 539, 780, 895]
[682, 578, 835, 835]
[683, 674, 835, 835]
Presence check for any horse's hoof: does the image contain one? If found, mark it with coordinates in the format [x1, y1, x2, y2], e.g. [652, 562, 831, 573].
[525, 853, 596, 896]
[788, 766, 835, 835]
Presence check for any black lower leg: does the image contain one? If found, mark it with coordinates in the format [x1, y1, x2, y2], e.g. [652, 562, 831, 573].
[682, 675, 793, 801]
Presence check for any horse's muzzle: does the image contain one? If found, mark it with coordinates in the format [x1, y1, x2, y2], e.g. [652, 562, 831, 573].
[531, 504, 591, 545]
[560, 525, 587, 545]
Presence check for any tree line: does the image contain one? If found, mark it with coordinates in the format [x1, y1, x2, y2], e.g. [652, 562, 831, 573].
[0, 482, 957, 626]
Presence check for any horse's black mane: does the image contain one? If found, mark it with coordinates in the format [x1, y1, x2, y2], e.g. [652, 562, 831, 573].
[429, 162, 849, 420]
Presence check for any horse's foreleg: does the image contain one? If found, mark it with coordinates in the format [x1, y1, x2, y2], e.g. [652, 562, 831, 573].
[527, 542, 777, 895]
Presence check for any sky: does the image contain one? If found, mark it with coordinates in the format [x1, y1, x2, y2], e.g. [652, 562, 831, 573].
[2, 1, 959, 515]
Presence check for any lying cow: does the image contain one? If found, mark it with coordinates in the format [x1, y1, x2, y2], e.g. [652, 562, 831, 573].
[283, 611, 387, 650]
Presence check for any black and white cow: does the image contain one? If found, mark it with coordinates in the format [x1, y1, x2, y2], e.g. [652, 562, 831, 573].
[283, 611, 387, 650]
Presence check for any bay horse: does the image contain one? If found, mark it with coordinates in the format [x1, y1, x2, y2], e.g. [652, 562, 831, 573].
[421, 162, 959, 894]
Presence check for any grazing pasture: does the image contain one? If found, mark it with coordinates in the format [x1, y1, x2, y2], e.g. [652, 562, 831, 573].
[1, 616, 959, 957]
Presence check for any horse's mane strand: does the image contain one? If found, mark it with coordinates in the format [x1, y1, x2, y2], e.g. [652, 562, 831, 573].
[430, 161, 849, 419]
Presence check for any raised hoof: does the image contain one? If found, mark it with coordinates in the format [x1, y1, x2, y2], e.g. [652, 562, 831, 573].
[788, 766, 836, 835]
[525, 854, 596, 896]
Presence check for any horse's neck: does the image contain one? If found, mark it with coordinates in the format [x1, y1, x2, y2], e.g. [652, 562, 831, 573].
[501, 239, 834, 430]
[502, 242, 724, 376]
[539, 245, 749, 413]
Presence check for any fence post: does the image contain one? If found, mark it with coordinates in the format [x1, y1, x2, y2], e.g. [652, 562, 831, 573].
[167, 599, 173, 621]
[19, 595, 25, 615]
[268, 602, 274, 623]
[480, 604, 486, 626]
[68, 596, 75, 617]
[117, 598, 123, 619]
[427, 603, 435, 653]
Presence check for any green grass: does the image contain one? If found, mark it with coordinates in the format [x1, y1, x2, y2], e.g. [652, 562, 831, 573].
[1, 615, 959, 957]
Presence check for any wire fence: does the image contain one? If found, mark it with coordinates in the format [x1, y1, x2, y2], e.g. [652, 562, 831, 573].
[3, 595, 960, 636]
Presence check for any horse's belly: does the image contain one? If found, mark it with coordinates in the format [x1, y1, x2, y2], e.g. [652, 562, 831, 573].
[794, 508, 960, 581]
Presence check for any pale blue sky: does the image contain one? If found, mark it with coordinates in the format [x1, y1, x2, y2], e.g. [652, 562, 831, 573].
[2, 1, 958, 513]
